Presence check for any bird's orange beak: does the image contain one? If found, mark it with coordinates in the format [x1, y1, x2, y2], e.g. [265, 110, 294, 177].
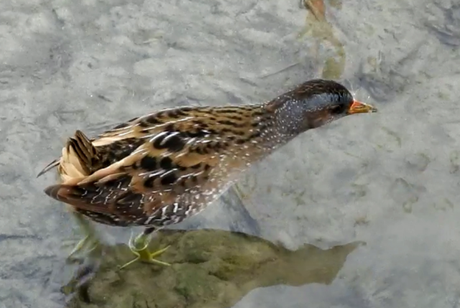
[347, 99, 378, 115]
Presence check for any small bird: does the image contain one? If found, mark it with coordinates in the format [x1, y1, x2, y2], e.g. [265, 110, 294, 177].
[38, 79, 377, 269]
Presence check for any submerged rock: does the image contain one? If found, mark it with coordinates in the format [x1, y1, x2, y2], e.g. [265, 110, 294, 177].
[63, 229, 362, 308]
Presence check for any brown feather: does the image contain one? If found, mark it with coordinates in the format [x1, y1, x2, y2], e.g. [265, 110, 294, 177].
[37, 159, 59, 177]
[42, 105, 278, 227]
[41, 79, 371, 228]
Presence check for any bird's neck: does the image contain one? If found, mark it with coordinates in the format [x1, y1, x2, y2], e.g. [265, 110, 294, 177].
[258, 99, 311, 142]
[231, 102, 307, 160]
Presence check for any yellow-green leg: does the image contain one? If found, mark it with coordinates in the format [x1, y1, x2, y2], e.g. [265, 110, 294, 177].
[233, 184, 246, 202]
[119, 227, 170, 269]
[67, 212, 101, 260]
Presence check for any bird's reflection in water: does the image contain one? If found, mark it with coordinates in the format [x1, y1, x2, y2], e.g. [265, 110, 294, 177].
[62, 229, 363, 308]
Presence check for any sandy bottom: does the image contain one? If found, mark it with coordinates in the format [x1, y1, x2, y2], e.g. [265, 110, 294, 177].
[1, 0, 460, 307]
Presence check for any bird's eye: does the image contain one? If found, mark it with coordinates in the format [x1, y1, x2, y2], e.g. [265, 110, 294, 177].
[331, 104, 346, 114]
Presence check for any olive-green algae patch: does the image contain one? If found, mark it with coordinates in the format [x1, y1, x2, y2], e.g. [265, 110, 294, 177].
[64, 229, 362, 308]
[298, 0, 347, 80]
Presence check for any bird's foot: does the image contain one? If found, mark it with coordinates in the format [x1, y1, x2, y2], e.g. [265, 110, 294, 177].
[119, 245, 171, 269]
[118, 232, 170, 270]
[65, 212, 102, 262]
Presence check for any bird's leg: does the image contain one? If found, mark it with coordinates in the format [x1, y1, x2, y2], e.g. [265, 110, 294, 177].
[67, 212, 101, 260]
[119, 227, 170, 269]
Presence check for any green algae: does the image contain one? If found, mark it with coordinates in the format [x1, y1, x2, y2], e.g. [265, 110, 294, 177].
[64, 229, 362, 308]
[297, 0, 346, 80]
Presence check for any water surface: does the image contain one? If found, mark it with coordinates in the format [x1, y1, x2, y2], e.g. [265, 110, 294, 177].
[1, 0, 460, 307]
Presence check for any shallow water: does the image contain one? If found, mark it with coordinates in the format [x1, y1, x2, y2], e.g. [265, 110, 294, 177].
[1, 0, 460, 307]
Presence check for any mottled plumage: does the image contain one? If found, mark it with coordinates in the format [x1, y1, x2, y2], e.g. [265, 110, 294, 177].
[43, 105, 283, 227]
[39, 79, 377, 267]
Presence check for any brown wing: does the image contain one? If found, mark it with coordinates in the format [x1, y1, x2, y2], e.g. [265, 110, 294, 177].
[44, 157, 218, 227]
[44, 105, 268, 227]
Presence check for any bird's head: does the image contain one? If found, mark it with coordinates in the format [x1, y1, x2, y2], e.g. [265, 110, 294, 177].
[267, 79, 377, 134]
